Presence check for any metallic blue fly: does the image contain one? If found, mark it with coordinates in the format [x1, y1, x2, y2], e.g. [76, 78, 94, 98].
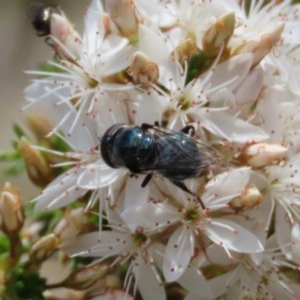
[101, 123, 218, 209]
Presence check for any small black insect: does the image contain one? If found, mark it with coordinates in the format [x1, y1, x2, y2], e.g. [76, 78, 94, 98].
[101, 123, 218, 209]
[27, 3, 61, 36]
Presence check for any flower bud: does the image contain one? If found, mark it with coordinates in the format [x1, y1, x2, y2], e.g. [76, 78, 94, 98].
[28, 4, 81, 61]
[53, 208, 89, 241]
[232, 24, 284, 67]
[101, 13, 117, 37]
[49, 11, 81, 60]
[240, 142, 287, 168]
[25, 113, 53, 142]
[105, 0, 139, 43]
[203, 12, 235, 56]
[64, 263, 109, 290]
[105, 273, 121, 289]
[229, 184, 263, 210]
[175, 38, 198, 62]
[29, 233, 59, 264]
[86, 288, 134, 300]
[18, 138, 54, 187]
[128, 51, 159, 88]
[0, 182, 24, 235]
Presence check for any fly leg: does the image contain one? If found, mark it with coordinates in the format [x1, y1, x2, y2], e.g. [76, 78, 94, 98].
[141, 123, 154, 130]
[180, 125, 195, 137]
[171, 180, 206, 209]
[141, 174, 153, 188]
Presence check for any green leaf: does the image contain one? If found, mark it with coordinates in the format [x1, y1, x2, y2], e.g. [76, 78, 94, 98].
[12, 123, 28, 140]
[0, 150, 19, 161]
[0, 233, 9, 252]
[5, 267, 46, 300]
[4, 159, 25, 175]
[34, 210, 64, 236]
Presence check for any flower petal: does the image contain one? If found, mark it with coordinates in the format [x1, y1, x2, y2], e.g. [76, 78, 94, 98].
[82, 0, 105, 56]
[133, 92, 165, 125]
[163, 226, 194, 282]
[138, 24, 169, 65]
[62, 231, 130, 257]
[121, 202, 179, 232]
[77, 162, 126, 189]
[203, 167, 251, 208]
[199, 109, 269, 142]
[207, 271, 238, 299]
[291, 223, 300, 264]
[204, 218, 264, 253]
[204, 244, 238, 266]
[178, 266, 213, 298]
[210, 53, 254, 92]
[123, 175, 150, 209]
[275, 204, 293, 258]
[52, 103, 95, 151]
[33, 169, 86, 210]
[137, 261, 166, 300]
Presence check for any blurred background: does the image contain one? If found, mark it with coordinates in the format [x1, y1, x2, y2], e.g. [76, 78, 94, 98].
[0, 0, 89, 200]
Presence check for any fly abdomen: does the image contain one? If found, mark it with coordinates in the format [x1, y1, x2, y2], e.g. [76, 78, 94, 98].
[155, 135, 203, 181]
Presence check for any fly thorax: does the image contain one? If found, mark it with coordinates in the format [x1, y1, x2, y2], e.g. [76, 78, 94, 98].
[115, 127, 155, 173]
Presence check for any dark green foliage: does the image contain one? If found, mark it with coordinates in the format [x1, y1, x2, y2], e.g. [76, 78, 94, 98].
[5, 268, 46, 300]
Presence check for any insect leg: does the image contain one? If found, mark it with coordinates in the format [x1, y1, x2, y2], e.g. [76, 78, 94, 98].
[141, 123, 155, 132]
[45, 36, 62, 60]
[180, 125, 195, 137]
[141, 174, 153, 188]
[141, 121, 160, 130]
[171, 180, 206, 209]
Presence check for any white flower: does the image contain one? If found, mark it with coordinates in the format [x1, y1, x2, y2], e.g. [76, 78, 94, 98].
[263, 153, 300, 253]
[32, 99, 132, 210]
[121, 167, 263, 283]
[204, 236, 300, 299]
[63, 221, 166, 300]
[25, 0, 132, 135]
[23, 0, 300, 298]
[137, 25, 269, 142]
[219, 0, 288, 46]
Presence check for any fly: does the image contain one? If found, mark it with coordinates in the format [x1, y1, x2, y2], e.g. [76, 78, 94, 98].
[100, 123, 218, 209]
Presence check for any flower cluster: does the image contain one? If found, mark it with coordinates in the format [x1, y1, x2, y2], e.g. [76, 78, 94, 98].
[23, 0, 300, 299]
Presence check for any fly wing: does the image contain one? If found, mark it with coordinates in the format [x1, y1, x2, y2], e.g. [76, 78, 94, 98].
[139, 125, 218, 180]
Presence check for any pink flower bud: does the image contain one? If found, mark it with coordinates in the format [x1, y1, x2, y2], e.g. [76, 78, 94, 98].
[50, 13, 81, 60]
[229, 184, 263, 210]
[65, 263, 109, 290]
[241, 142, 287, 168]
[105, 0, 139, 43]
[0, 183, 24, 235]
[53, 208, 89, 241]
[175, 38, 198, 62]
[29, 233, 59, 264]
[18, 138, 54, 187]
[128, 51, 159, 88]
[232, 24, 284, 67]
[203, 12, 235, 55]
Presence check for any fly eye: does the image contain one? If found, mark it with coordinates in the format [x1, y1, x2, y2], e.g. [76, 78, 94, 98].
[100, 123, 125, 168]
[100, 134, 116, 168]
